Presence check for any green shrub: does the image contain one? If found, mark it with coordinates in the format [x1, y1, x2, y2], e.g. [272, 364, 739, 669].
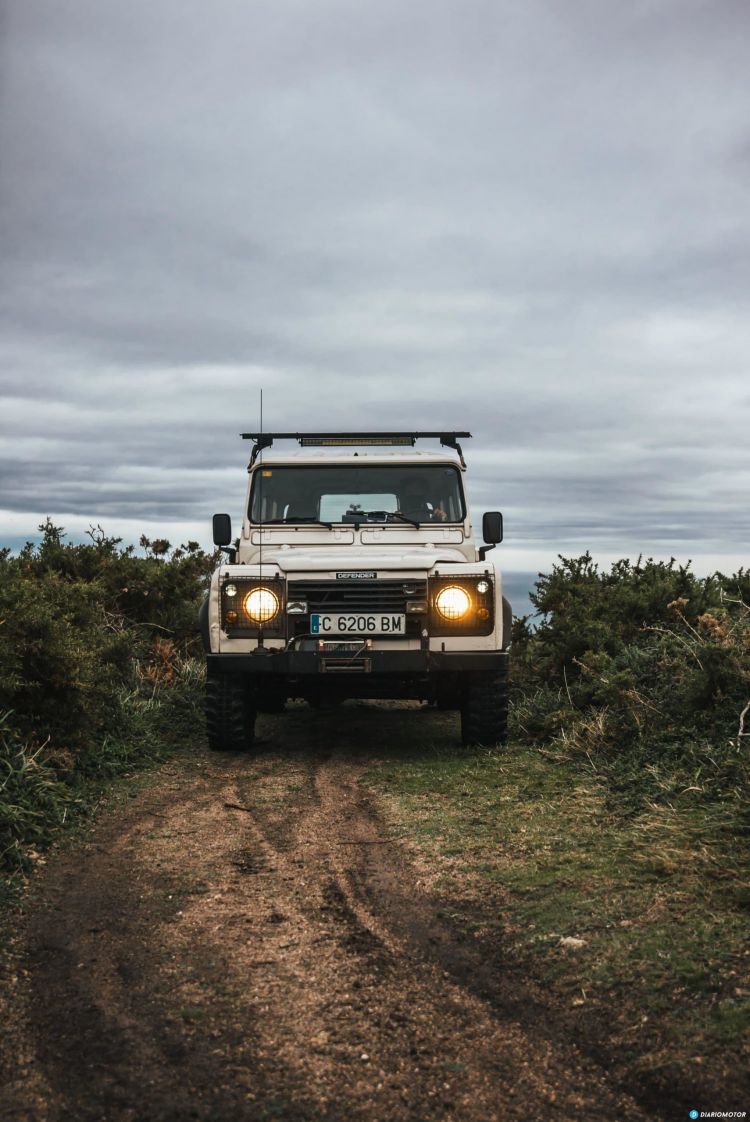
[0, 521, 214, 885]
[510, 555, 750, 811]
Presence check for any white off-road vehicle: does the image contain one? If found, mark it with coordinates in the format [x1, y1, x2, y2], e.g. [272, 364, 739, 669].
[200, 431, 510, 750]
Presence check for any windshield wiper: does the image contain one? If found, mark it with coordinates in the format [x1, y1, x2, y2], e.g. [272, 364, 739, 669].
[261, 517, 334, 529]
[357, 510, 420, 528]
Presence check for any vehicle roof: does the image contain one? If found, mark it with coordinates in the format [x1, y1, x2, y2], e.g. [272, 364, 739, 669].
[250, 449, 464, 468]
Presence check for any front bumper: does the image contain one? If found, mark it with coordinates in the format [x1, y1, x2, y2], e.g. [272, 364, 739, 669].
[206, 649, 508, 676]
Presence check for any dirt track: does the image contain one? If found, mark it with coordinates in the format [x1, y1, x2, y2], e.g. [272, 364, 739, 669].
[1, 703, 663, 1122]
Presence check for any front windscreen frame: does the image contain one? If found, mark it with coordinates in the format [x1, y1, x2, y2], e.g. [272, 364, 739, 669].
[248, 463, 467, 525]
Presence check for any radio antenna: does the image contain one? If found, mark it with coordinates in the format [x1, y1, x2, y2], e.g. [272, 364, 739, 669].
[257, 388, 264, 649]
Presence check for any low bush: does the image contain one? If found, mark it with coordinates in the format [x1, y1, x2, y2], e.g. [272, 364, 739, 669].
[0, 520, 215, 887]
[510, 555, 750, 813]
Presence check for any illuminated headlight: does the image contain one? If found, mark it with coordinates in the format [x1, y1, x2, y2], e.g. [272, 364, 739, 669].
[435, 586, 471, 621]
[243, 587, 280, 623]
[225, 583, 238, 598]
[476, 579, 490, 594]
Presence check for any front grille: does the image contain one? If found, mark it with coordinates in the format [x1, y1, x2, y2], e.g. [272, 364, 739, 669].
[288, 579, 426, 614]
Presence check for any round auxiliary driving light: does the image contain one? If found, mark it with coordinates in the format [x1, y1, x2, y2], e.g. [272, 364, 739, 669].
[224, 583, 237, 597]
[243, 587, 280, 624]
[435, 586, 471, 621]
[476, 579, 490, 594]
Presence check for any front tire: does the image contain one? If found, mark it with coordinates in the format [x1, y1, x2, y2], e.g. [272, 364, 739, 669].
[460, 668, 508, 747]
[255, 687, 286, 714]
[205, 672, 257, 752]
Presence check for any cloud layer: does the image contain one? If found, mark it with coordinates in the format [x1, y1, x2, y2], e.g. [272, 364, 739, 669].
[1, 0, 748, 572]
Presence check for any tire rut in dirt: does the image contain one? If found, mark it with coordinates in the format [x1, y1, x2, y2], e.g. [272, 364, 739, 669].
[310, 753, 677, 1121]
[7, 765, 329, 1122]
[312, 752, 680, 1122]
[320, 880, 390, 961]
[23, 882, 250, 1121]
[3, 713, 662, 1122]
[230, 735, 654, 1122]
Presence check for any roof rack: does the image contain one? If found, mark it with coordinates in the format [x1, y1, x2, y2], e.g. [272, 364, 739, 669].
[241, 431, 472, 467]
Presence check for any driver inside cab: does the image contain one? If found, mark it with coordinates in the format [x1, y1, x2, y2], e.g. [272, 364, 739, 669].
[397, 477, 448, 522]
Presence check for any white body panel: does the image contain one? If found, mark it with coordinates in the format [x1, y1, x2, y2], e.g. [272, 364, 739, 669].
[208, 445, 507, 655]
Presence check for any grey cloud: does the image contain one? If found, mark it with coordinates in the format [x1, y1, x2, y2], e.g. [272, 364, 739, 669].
[1, 0, 749, 568]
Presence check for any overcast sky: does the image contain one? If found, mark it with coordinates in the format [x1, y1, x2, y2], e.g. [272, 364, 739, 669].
[1, 0, 748, 577]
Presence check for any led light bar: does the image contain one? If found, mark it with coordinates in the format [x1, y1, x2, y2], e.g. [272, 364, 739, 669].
[300, 435, 414, 447]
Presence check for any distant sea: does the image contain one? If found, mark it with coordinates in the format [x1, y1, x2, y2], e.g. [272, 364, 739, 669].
[501, 571, 541, 621]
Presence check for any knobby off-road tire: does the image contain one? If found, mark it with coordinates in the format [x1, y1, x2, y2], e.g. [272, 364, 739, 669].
[256, 688, 286, 714]
[460, 667, 509, 747]
[205, 672, 257, 752]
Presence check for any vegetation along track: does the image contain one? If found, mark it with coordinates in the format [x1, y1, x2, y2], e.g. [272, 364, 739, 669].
[2, 703, 670, 1122]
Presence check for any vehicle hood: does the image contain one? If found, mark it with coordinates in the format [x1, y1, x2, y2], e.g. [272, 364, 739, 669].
[246, 545, 471, 572]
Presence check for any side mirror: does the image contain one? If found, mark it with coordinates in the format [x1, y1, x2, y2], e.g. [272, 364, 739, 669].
[212, 513, 232, 547]
[482, 511, 503, 544]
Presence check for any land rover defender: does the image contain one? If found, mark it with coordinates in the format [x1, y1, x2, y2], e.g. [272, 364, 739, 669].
[200, 431, 510, 749]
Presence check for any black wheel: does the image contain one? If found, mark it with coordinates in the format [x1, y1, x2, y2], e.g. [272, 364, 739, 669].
[460, 667, 509, 747]
[205, 672, 257, 752]
[256, 688, 286, 714]
[435, 686, 462, 711]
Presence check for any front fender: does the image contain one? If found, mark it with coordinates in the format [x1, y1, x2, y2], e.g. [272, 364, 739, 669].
[198, 595, 211, 652]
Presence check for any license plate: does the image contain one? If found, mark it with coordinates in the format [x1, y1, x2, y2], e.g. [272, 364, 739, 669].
[310, 613, 406, 636]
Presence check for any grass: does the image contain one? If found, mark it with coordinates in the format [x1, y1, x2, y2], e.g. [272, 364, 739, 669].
[0, 656, 205, 918]
[364, 731, 750, 1095]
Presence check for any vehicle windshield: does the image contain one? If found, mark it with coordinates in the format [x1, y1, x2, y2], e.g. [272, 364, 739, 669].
[249, 464, 465, 525]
